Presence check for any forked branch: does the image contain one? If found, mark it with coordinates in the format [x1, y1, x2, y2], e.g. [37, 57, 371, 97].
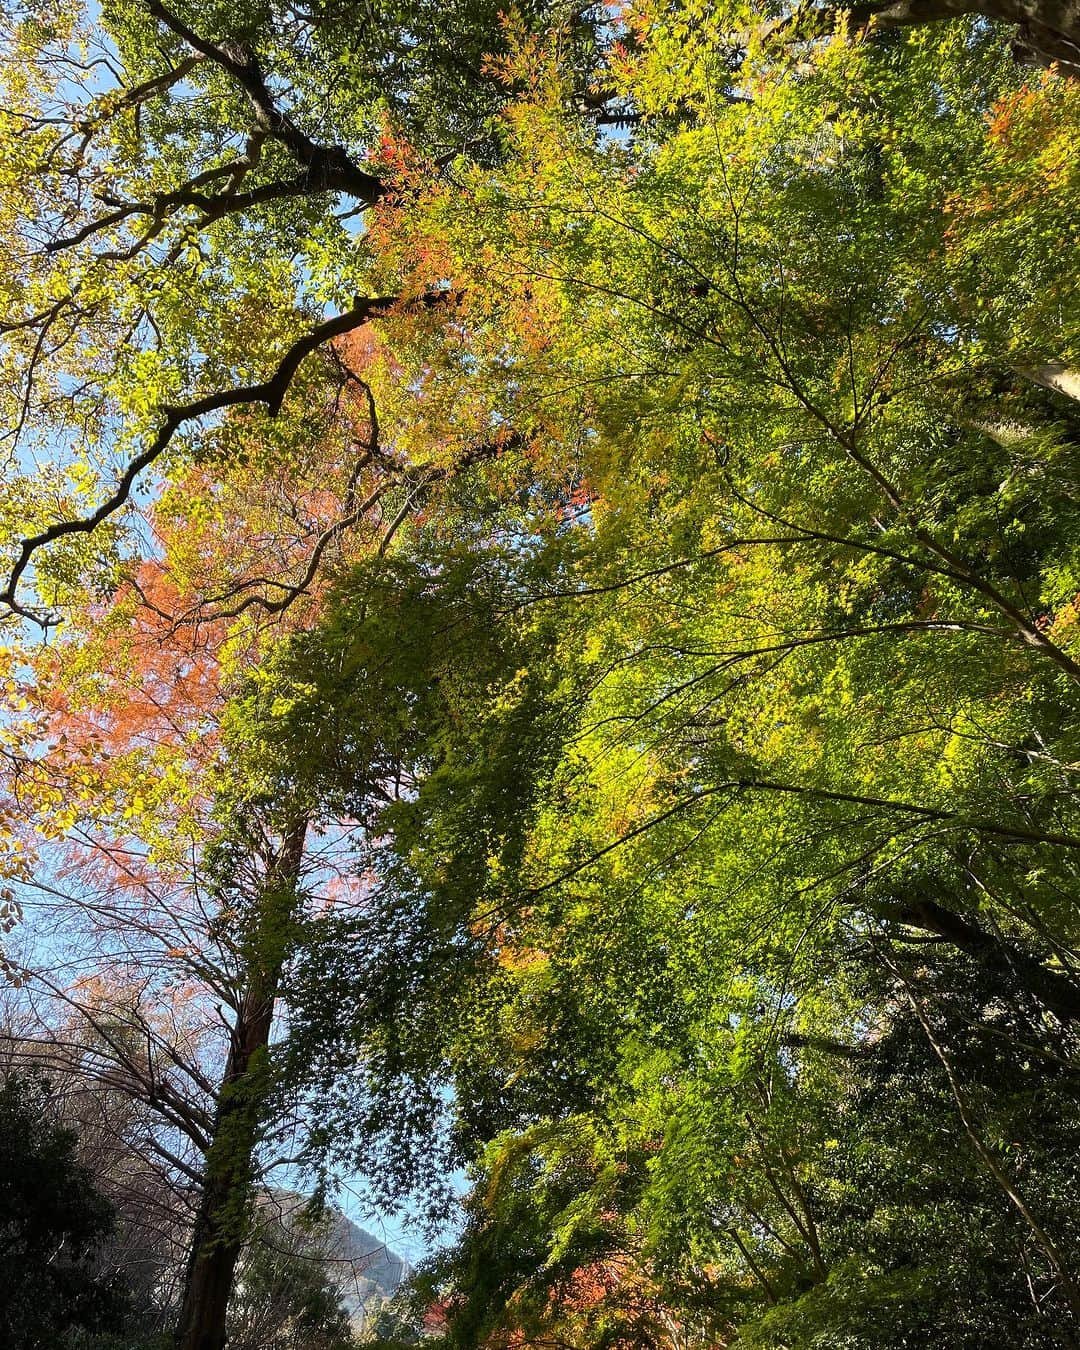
[0, 295, 414, 623]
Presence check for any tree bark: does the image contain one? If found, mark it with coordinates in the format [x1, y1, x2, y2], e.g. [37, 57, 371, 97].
[175, 819, 307, 1350]
[1016, 362, 1080, 405]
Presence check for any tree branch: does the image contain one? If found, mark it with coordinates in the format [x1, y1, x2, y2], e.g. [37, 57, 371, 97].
[145, 0, 385, 205]
[526, 780, 1080, 897]
[0, 295, 418, 622]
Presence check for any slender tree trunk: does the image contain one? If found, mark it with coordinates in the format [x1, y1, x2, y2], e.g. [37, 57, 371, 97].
[883, 948, 1080, 1330]
[176, 819, 307, 1350]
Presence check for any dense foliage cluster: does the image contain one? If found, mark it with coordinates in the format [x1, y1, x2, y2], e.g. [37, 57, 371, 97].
[0, 1074, 127, 1347]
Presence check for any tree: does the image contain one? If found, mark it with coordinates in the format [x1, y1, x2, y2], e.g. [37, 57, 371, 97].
[0, 1013, 192, 1339]
[3, 2, 1080, 1348]
[247, 12, 1080, 1346]
[0, 7, 608, 1323]
[0, 364, 493, 1350]
[0, 1071, 130, 1348]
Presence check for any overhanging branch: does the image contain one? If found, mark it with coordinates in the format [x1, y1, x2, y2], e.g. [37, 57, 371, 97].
[526, 780, 1080, 897]
[0, 295, 413, 622]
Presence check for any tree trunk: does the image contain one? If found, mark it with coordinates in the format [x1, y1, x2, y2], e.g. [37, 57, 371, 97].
[1017, 362, 1080, 404]
[175, 819, 307, 1350]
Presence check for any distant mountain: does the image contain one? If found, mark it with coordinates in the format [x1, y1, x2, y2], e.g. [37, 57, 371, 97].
[325, 1208, 411, 1326]
[264, 1190, 410, 1331]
